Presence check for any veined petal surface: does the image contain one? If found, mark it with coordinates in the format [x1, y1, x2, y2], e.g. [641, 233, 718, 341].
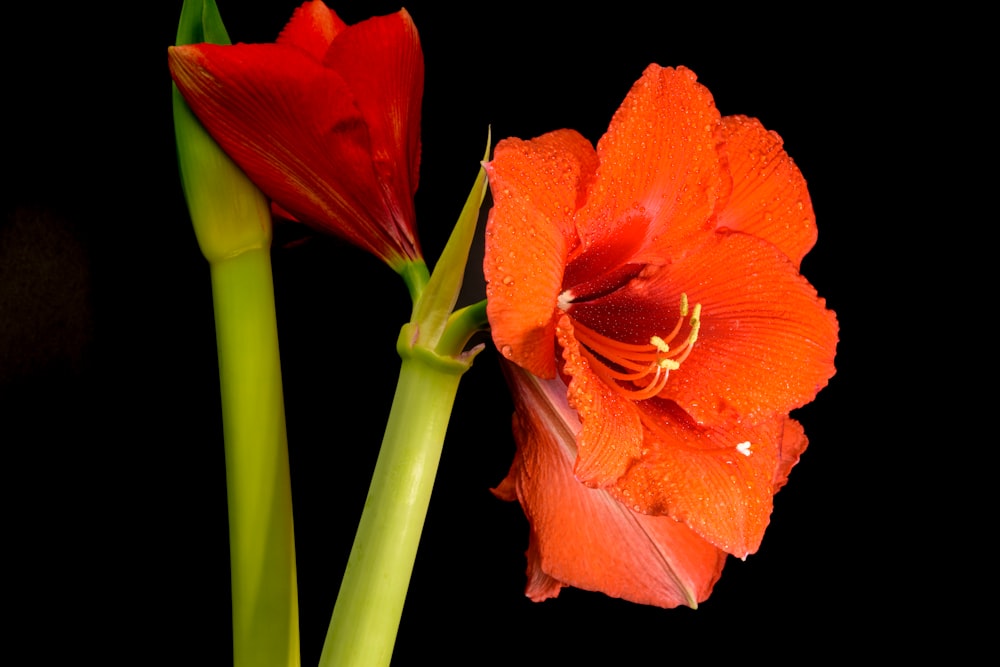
[716, 115, 817, 267]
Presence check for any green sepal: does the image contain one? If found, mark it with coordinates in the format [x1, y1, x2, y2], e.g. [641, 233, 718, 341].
[408, 131, 491, 349]
[176, 0, 231, 46]
[173, 0, 272, 264]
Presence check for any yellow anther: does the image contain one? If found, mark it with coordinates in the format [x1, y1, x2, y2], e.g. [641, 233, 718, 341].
[679, 293, 689, 317]
[688, 304, 702, 343]
[650, 335, 670, 353]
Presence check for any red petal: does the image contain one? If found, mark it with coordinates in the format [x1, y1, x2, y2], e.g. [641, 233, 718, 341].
[575, 231, 838, 426]
[325, 10, 423, 254]
[716, 115, 817, 267]
[484, 130, 598, 378]
[774, 417, 808, 491]
[575, 65, 724, 263]
[612, 401, 800, 556]
[275, 0, 347, 62]
[494, 365, 726, 607]
[556, 315, 643, 487]
[522, 531, 567, 602]
[665, 232, 837, 425]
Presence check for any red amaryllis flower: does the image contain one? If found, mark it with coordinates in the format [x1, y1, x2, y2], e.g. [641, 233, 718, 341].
[486, 64, 838, 606]
[168, 1, 423, 271]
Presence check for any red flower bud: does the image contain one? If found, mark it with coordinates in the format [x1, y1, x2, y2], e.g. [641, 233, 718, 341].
[169, 1, 424, 271]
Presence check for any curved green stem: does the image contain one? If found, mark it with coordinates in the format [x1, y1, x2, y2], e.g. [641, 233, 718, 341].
[212, 248, 299, 667]
[398, 259, 430, 304]
[436, 299, 489, 358]
[319, 336, 470, 667]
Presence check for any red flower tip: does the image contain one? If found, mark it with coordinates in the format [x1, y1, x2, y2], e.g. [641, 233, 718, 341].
[487, 64, 838, 603]
[168, 1, 424, 271]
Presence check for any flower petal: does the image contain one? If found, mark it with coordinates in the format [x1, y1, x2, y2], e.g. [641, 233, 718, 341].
[484, 130, 598, 378]
[574, 231, 838, 426]
[575, 65, 724, 263]
[324, 10, 423, 255]
[275, 0, 347, 62]
[716, 115, 817, 267]
[612, 400, 801, 556]
[666, 231, 837, 424]
[556, 315, 643, 486]
[494, 365, 726, 607]
[521, 531, 567, 602]
[773, 417, 808, 491]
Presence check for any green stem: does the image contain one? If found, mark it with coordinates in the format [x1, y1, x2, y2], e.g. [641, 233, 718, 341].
[211, 248, 299, 667]
[436, 299, 489, 357]
[398, 259, 430, 304]
[319, 337, 470, 667]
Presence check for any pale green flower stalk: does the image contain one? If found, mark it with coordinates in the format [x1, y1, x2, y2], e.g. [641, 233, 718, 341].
[173, 2, 298, 665]
[320, 139, 491, 667]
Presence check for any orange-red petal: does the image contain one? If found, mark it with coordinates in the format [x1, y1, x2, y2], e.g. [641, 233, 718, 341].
[716, 115, 817, 267]
[773, 417, 808, 492]
[556, 314, 643, 487]
[665, 231, 837, 424]
[494, 365, 726, 607]
[574, 65, 724, 264]
[484, 130, 598, 378]
[572, 230, 838, 426]
[611, 400, 803, 556]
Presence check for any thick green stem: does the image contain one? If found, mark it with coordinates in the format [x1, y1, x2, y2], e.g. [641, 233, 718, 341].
[319, 340, 469, 667]
[211, 248, 299, 667]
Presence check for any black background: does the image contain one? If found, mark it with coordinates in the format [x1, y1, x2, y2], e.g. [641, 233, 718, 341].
[4, 2, 951, 664]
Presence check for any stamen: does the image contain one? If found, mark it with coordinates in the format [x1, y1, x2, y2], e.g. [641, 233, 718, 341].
[571, 294, 702, 401]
